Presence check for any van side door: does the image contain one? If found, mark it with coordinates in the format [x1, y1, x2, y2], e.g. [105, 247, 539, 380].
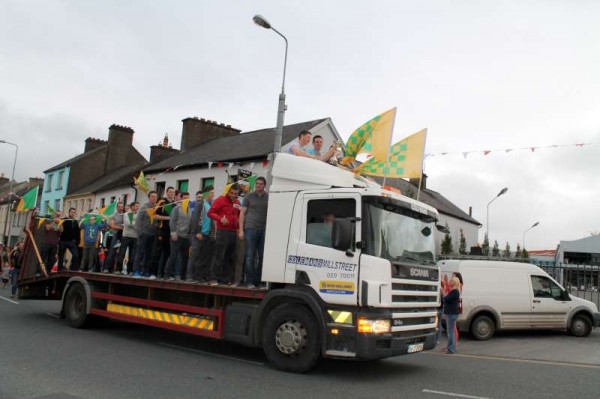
[529, 275, 570, 328]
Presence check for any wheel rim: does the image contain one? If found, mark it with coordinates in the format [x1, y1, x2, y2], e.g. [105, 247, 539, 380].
[70, 292, 84, 319]
[572, 319, 586, 335]
[477, 321, 490, 337]
[275, 320, 307, 355]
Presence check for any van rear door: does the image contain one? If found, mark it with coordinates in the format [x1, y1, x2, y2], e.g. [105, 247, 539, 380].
[529, 275, 570, 328]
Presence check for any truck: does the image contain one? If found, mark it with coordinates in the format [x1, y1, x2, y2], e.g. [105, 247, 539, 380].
[18, 153, 442, 372]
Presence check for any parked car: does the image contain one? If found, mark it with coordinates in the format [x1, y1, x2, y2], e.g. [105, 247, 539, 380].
[438, 259, 600, 340]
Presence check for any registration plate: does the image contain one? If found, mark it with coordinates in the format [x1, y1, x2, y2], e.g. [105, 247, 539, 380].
[407, 343, 424, 353]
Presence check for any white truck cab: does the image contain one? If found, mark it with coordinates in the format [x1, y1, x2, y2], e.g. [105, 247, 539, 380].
[438, 259, 600, 340]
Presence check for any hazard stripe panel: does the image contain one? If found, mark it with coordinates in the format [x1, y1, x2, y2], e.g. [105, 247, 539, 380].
[328, 310, 353, 324]
[107, 303, 214, 331]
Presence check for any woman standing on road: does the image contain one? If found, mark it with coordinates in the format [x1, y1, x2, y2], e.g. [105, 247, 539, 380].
[442, 276, 461, 354]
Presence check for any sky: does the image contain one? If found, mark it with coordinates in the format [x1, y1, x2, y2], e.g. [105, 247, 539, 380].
[1, 0, 599, 250]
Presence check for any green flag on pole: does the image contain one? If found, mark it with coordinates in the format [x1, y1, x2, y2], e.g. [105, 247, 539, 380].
[16, 186, 39, 212]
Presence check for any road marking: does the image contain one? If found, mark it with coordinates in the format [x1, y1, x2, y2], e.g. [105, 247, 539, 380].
[426, 352, 600, 369]
[0, 295, 19, 305]
[46, 312, 60, 318]
[158, 342, 265, 366]
[422, 389, 490, 398]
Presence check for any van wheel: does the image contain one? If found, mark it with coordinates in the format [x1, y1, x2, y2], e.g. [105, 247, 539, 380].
[470, 315, 495, 341]
[262, 304, 321, 373]
[64, 283, 90, 328]
[569, 314, 592, 337]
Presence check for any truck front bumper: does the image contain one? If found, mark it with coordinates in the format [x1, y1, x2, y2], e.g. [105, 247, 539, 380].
[324, 326, 437, 361]
[594, 313, 600, 327]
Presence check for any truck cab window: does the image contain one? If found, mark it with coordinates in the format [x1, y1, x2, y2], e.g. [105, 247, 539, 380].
[306, 199, 355, 248]
[531, 276, 562, 300]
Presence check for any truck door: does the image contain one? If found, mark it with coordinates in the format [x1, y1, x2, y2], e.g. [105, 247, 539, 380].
[286, 194, 361, 306]
[529, 275, 570, 328]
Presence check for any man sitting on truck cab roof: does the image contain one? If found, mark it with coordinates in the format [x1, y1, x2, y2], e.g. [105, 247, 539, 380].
[287, 130, 336, 162]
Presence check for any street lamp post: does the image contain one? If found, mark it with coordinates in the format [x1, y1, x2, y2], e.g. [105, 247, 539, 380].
[486, 187, 508, 239]
[523, 221, 539, 249]
[0, 140, 18, 244]
[253, 14, 288, 153]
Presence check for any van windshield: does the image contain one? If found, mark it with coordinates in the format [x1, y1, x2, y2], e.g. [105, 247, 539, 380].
[363, 197, 437, 265]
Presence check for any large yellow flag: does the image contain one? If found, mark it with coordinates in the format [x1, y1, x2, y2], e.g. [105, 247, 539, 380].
[357, 128, 427, 178]
[341, 107, 396, 165]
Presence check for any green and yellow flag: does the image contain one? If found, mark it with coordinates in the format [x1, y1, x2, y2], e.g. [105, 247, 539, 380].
[99, 201, 117, 217]
[341, 107, 396, 165]
[16, 186, 39, 212]
[358, 128, 427, 178]
[134, 171, 150, 194]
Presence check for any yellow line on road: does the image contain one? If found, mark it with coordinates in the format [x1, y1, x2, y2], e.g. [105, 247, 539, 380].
[425, 352, 600, 369]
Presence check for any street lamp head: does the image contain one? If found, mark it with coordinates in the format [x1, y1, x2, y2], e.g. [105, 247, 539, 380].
[532, 222, 539, 228]
[498, 187, 508, 197]
[253, 14, 271, 29]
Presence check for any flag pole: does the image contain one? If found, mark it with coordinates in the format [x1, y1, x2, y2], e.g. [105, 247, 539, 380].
[415, 128, 428, 202]
[382, 107, 397, 188]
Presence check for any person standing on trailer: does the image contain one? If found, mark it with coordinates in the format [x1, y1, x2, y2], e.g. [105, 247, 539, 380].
[57, 208, 80, 271]
[238, 177, 268, 289]
[133, 191, 158, 278]
[149, 187, 176, 279]
[103, 202, 124, 273]
[164, 192, 192, 280]
[208, 184, 241, 286]
[118, 201, 139, 275]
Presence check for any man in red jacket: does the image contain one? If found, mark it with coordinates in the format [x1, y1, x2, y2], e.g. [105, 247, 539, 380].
[207, 184, 241, 286]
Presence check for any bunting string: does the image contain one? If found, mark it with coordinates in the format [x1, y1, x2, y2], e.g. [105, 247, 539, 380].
[425, 141, 596, 159]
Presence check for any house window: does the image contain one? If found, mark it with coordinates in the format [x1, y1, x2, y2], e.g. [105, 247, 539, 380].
[45, 174, 53, 192]
[57, 171, 64, 190]
[87, 199, 92, 212]
[44, 200, 50, 213]
[201, 177, 214, 190]
[177, 180, 189, 193]
[155, 182, 166, 198]
[100, 198, 106, 208]
[54, 199, 61, 212]
[110, 196, 116, 204]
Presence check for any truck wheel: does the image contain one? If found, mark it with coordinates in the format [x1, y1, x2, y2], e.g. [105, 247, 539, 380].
[470, 315, 495, 341]
[262, 304, 321, 373]
[64, 283, 90, 328]
[569, 314, 592, 337]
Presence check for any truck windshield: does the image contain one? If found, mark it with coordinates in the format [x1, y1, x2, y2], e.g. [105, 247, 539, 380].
[363, 198, 437, 265]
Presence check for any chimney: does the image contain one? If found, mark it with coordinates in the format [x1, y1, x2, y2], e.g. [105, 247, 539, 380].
[469, 206, 472, 217]
[150, 144, 180, 163]
[105, 124, 135, 173]
[180, 117, 241, 151]
[84, 137, 107, 152]
[0, 174, 9, 187]
[408, 174, 427, 190]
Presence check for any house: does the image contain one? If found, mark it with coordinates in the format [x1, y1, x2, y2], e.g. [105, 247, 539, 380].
[45, 124, 147, 214]
[142, 116, 341, 200]
[373, 175, 481, 255]
[0, 177, 44, 246]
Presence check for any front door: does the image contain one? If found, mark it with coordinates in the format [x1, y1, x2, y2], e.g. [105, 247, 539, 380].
[287, 194, 361, 306]
[529, 275, 570, 328]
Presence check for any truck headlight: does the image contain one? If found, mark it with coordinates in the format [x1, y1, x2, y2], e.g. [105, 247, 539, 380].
[358, 318, 391, 334]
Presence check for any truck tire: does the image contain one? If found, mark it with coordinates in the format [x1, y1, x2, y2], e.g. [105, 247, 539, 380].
[261, 304, 321, 373]
[569, 314, 592, 337]
[470, 315, 495, 341]
[64, 283, 90, 328]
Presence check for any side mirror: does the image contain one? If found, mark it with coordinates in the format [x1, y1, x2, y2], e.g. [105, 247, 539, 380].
[561, 290, 571, 301]
[332, 219, 352, 252]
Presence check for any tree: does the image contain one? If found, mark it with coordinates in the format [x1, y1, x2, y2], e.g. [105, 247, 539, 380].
[482, 233, 490, 256]
[459, 229, 467, 255]
[503, 242, 511, 258]
[522, 248, 529, 259]
[492, 240, 500, 257]
[441, 224, 454, 255]
[515, 243, 522, 258]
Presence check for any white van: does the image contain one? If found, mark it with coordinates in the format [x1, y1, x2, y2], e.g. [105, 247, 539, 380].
[438, 259, 600, 340]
